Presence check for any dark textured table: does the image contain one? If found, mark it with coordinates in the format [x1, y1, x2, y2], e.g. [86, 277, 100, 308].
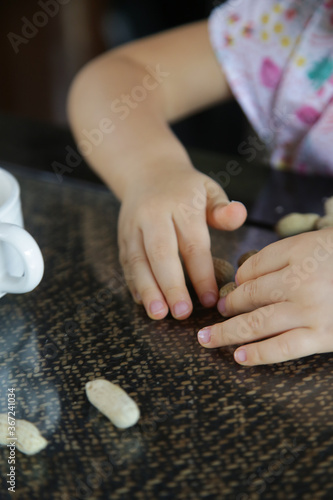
[0, 116, 333, 500]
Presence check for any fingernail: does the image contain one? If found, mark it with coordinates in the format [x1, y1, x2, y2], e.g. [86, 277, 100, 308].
[217, 297, 227, 316]
[201, 292, 217, 308]
[173, 301, 191, 318]
[235, 273, 240, 286]
[235, 349, 247, 363]
[198, 327, 211, 344]
[150, 300, 166, 316]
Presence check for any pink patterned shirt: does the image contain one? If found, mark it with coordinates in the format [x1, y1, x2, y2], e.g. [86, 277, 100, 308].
[209, 0, 333, 175]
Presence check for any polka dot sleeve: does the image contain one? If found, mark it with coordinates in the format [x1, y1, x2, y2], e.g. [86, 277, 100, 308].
[208, 0, 333, 175]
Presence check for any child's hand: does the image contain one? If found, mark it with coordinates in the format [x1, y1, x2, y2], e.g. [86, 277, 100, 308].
[198, 228, 333, 365]
[118, 165, 247, 320]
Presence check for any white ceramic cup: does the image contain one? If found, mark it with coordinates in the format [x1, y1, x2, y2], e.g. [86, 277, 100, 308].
[0, 167, 44, 298]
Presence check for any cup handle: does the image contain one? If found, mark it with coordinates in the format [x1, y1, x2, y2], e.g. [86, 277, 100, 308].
[0, 223, 44, 294]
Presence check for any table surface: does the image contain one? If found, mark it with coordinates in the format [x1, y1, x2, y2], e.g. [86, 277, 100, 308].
[0, 116, 333, 500]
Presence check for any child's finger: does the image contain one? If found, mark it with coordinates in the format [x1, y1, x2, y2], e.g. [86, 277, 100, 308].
[141, 217, 193, 320]
[198, 302, 301, 348]
[175, 215, 218, 307]
[236, 237, 294, 285]
[202, 177, 247, 230]
[217, 268, 288, 317]
[119, 230, 169, 320]
[233, 328, 318, 365]
[206, 189, 247, 230]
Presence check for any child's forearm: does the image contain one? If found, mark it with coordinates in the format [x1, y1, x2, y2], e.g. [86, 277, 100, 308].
[67, 54, 190, 199]
[67, 21, 231, 199]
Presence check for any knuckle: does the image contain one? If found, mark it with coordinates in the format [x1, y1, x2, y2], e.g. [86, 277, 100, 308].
[148, 241, 169, 263]
[235, 316, 252, 341]
[182, 241, 198, 257]
[214, 323, 233, 346]
[277, 336, 293, 361]
[163, 284, 184, 298]
[123, 268, 136, 285]
[251, 346, 266, 365]
[249, 251, 261, 272]
[243, 280, 259, 306]
[221, 329, 235, 346]
[247, 311, 264, 332]
[127, 252, 146, 268]
[225, 290, 239, 313]
[238, 252, 260, 282]
[181, 241, 203, 258]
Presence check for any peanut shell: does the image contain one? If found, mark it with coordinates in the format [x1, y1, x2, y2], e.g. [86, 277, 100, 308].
[0, 413, 8, 444]
[237, 250, 258, 267]
[219, 281, 237, 298]
[85, 379, 140, 429]
[315, 214, 333, 230]
[0, 413, 48, 455]
[212, 257, 235, 288]
[324, 196, 333, 216]
[275, 213, 319, 238]
[15, 420, 48, 455]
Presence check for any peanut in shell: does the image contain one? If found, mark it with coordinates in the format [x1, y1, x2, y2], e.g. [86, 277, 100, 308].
[324, 196, 333, 216]
[315, 214, 333, 230]
[275, 213, 319, 238]
[212, 257, 235, 288]
[0, 413, 48, 455]
[219, 281, 237, 298]
[237, 250, 258, 267]
[86, 379, 140, 429]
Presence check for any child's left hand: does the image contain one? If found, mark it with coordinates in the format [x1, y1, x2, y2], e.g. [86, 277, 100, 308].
[197, 228, 333, 365]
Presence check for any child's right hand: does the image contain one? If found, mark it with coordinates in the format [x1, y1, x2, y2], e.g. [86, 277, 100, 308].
[118, 164, 247, 320]
[67, 19, 247, 318]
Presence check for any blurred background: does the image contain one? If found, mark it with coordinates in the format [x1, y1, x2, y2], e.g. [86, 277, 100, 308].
[0, 0, 246, 158]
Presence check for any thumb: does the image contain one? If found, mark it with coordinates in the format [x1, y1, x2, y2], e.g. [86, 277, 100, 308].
[205, 180, 247, 230]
